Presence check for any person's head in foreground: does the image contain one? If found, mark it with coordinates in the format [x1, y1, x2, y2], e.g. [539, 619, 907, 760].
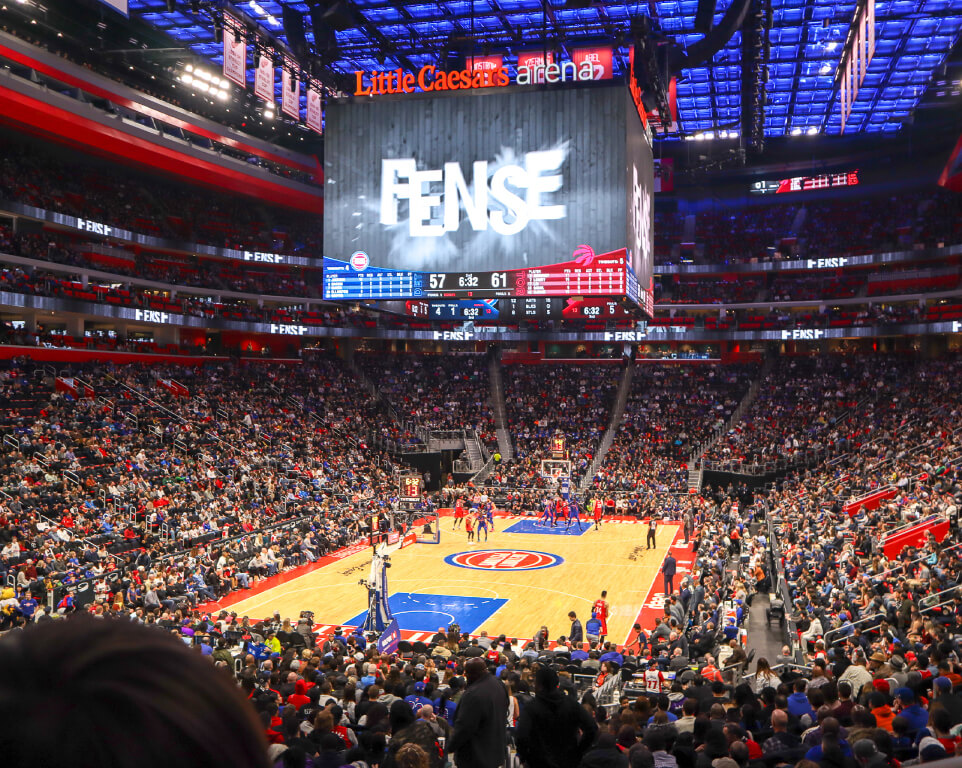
[0, 617, 268, 768]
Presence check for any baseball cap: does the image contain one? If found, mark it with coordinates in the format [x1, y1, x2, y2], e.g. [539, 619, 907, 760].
[414, 681, 426, 693]
[894, 687, 914, 702]
[934, 676, 952, 691]
[918, 736, 946, 761]
[853, 739, 877, 760]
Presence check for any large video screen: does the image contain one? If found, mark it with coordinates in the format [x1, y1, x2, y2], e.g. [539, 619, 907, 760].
[323, 85, 652, 306]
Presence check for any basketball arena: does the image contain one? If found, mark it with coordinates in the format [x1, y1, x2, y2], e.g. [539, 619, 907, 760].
[0, 2, 961, 768]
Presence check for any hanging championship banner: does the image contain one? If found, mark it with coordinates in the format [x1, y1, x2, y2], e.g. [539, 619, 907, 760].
[306, 82, 323, 135]
[222, 13, 247, 87]
[282, 58, 300, 119]
[254, 44, 274, 103]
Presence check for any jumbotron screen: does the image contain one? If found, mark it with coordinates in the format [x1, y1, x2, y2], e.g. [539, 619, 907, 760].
[323, 84, 653, 312]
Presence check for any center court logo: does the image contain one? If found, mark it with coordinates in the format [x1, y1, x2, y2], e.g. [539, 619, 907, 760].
[445, 549, 563, 571]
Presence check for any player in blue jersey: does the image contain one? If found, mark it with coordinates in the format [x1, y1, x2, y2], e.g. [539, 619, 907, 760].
[566, 498, 585, 532]
[539, 497, 554, 527]
[483, 497, 495, 532]
[476, 510, 489, 542]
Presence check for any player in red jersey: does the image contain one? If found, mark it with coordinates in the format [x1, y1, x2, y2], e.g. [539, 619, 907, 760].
[592, 496, 604, 529]
[453, 497, 466, 530]
[554, 496, 567, 527]
[592, 590, 610, 644]
[465, 511, 475, 542]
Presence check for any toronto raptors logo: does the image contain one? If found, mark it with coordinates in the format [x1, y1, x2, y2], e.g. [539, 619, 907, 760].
[445, 550, 563, 571]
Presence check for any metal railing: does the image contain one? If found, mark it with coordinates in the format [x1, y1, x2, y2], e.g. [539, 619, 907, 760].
[822, 612, 887, 647]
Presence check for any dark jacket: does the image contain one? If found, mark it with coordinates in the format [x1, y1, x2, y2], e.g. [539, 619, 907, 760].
[448, 672, 509, 768]
[578, 744, 628, 768]
[515, 688, 598, 768]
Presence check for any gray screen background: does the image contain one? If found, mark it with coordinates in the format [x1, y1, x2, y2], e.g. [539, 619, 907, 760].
[625, 90, 655, 301]
[323, 86, 635, 273]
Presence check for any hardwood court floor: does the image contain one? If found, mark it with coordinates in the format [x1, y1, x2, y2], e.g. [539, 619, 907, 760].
[220, 517, 687, 646]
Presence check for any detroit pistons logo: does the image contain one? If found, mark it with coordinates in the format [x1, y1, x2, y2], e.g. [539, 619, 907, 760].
[349, 250, 370, 270]
[445, 550, 563, 571]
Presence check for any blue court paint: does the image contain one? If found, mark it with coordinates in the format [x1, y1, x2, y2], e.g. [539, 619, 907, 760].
[346, 592, 507, 634]
[503, 519, 590, 536]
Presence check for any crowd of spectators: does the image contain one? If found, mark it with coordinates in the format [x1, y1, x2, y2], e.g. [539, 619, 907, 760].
[587, 364, 756, 500]
[357, 353, 496, 447]
[702, 355, 906, 470]
[0, 351, 961, 768]
[658, 278, 763, 305]
[0, 355, 431, 612]
[0, 224, 321, 297]
[655, 188, 962, 267]
[0, 134, 322, 255]
[487, 364, 621, 489]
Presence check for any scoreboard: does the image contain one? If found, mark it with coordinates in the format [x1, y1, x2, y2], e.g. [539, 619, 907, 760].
[403, 297, 629, 322]
[323, 84, 654, 314]
[323, 249, 635, 302]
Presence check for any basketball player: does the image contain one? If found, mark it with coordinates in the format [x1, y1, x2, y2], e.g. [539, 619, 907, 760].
[566, 498, 584, 532]
[553, 495, 567, 528]
[592, 496, 604, 529]
[539, 497, 554, 527]
[453, 496, 465, 530]
[483, 497, 495, 532]
[592, 590, 610, 644]
[476, 510, 489, 542]
[465, 511, 475, 542]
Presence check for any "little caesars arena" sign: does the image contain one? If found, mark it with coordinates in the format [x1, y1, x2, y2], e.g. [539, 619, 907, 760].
[354, 49, 612, 97]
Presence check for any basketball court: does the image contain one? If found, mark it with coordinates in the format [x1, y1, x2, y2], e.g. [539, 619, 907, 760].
[209, 514, 695, 646]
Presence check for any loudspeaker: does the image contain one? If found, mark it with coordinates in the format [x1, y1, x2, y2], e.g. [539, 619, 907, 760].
[282, 5, 308, 58]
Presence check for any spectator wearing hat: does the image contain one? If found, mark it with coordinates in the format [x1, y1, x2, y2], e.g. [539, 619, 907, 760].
[916, 735, 947, 762]
[932, 675, 962, 722]
[853, 738, 888, 768]
[405, 682, 433, 713]
[894, 688, 929, 735]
